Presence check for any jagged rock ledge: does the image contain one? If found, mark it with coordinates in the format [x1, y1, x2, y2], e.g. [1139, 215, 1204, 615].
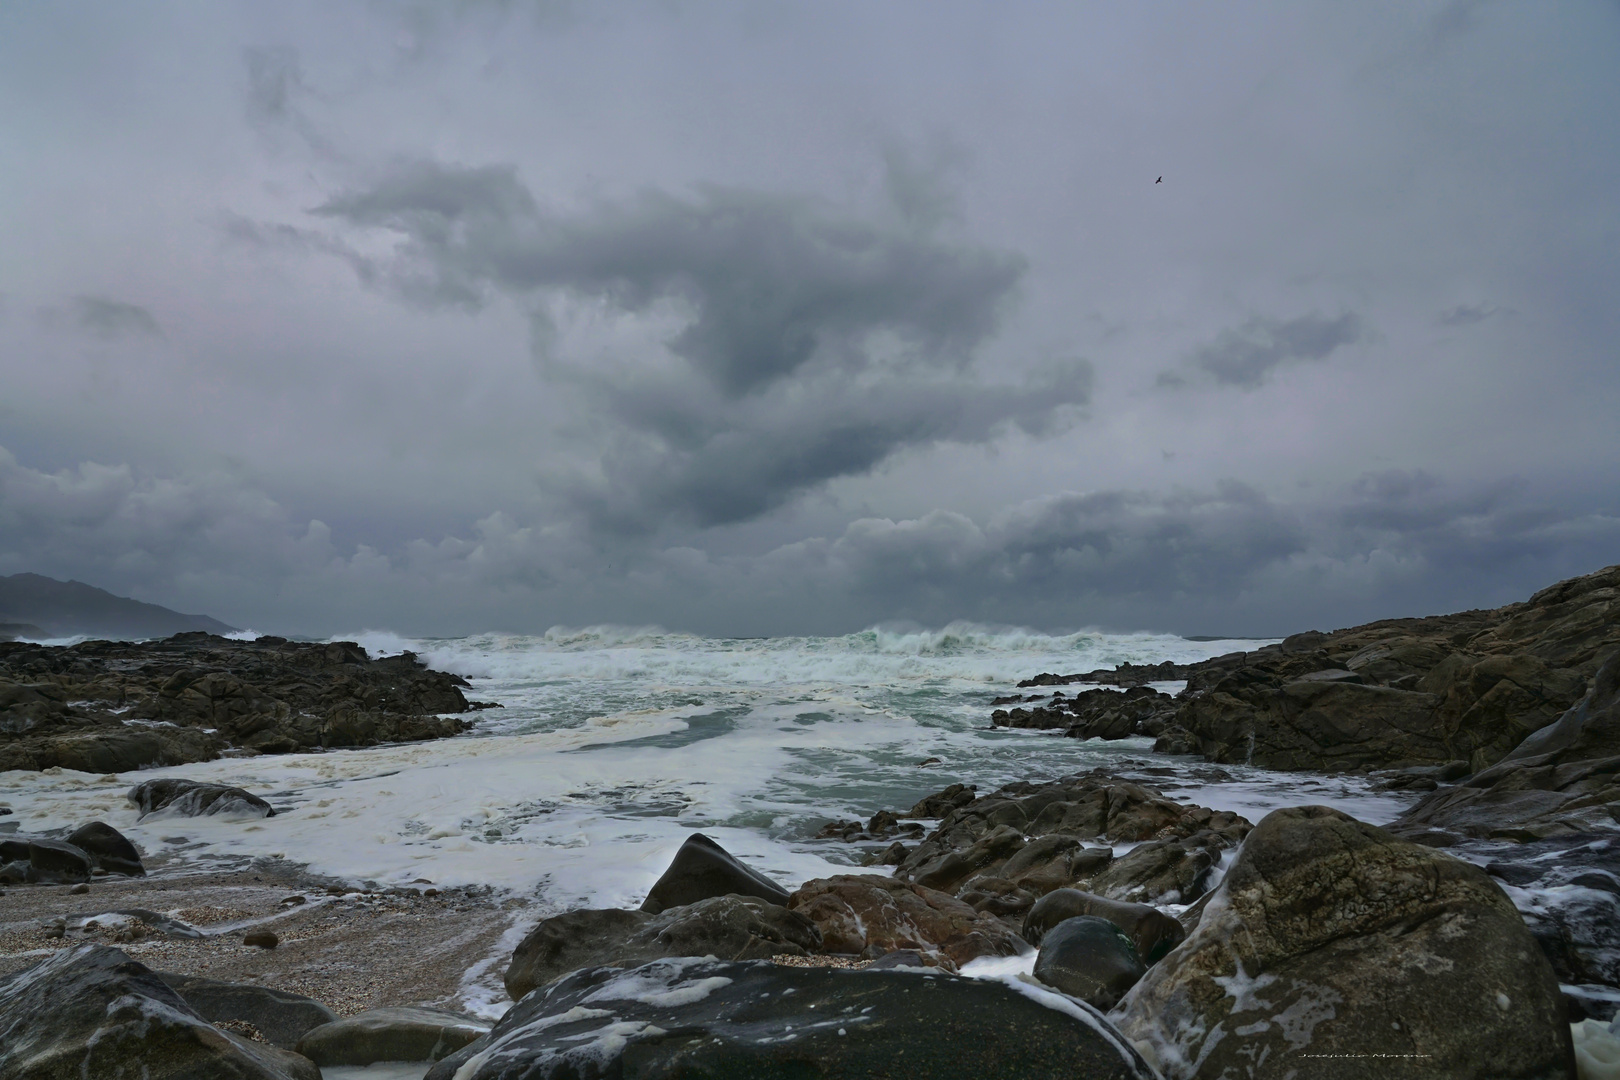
[0, 632, 493, 773]
[1002, 562, 1620, 776]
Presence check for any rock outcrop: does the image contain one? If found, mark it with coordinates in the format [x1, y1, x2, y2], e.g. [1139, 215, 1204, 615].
[994, 685, 1180, 742]
[1002, 564, 1619, 775]
[0, 944, 320, 1080]
[639, 832, 791, 913]
[1115, 805, 1575, 1080]
[788, 874, 1029, 964]
[1160, 563, 1620, 773]
[0, 823, 146, 884]
[432, 956, 1159, 1080]
[505, 893, 823, 1000]
[1391, 650, 1620, 842]
[822, 772, 1252, 925]
[129, 778, 276, 819]
[0, 632, 482, 772]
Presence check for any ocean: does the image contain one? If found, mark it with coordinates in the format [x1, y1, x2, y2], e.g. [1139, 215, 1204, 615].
[0, 624, 1415, 915]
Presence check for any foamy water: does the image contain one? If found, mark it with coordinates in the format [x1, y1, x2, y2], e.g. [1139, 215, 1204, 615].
[0, 625, 1415, 912]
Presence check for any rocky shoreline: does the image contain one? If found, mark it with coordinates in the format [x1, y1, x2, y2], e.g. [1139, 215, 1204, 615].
[2, 567, 1619, 1077]
[0, 633, 493, 774]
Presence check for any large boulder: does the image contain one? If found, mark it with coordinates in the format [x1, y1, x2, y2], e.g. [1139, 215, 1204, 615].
[788, 874, 1028, 965]
[640, 833, 790, 913]
[1115, 805, 1575, 1079]
[429, 956, 1158, 1080]
[1033, 915, 1145, 1010]
[66, 821, 145, 876]
[129, 778, 276, 819]
[0, 944, 319, 1079]
[295, 1006, 488, 1066]
[158, 973, 338, 1050]
[20, 837, 93, 884]
[505, 893, 822, 1000]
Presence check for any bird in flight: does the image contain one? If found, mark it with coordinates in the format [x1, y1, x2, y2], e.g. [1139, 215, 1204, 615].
[1156, 176, 1162, 184]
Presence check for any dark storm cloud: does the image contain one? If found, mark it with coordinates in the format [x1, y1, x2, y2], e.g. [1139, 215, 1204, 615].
[569, 363, 1090, 531]
[58, 296, 163, 340]
[761, 473, 1620, 632]
[814, 482, 1309, 610]
[1185, 312, 1364, 389]
[304, 159, 1076, 531]
[4, 438, 1615, 637]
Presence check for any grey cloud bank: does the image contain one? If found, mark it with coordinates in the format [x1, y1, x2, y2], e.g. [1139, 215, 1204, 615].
[0, 2, 1616, 638]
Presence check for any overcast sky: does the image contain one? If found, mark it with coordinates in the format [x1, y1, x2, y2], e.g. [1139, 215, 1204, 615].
[2, 1, 1618, 638]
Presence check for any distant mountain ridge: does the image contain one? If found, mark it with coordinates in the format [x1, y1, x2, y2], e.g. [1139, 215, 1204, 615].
[0, 573, 237, 640]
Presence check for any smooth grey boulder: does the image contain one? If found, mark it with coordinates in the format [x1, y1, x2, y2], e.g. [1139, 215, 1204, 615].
[0, 944, 319, 1080]
[24, 837, 92, 884]
[1022, 889, 1185, 964]
[129, 778, 275, 819]
[1033, 915, 1146, 1010]
[1115, 805, 1576, 1080]
[505, 893, 821, 1000]
[159, 972, 338, 1050]
[639, 832, 789, 913]
[66, 820, 145, 876]
[432, 957, 1157, 1080]
[296, 1006, 488, 1066]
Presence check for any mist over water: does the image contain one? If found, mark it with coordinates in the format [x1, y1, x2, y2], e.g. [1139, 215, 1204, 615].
[0, 625, 1415, 915]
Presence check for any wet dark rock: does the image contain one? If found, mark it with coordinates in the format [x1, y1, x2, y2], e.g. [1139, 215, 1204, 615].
[1084, 831, 1224, 905]
[430, 957, 1158, 1080]
[23, 837, 92, 884]
[158, 973, 340, 1050]
[891, 772, 1248, 893]
[788, 874, 1028, 965]
[130, 778, 276, 819]
[1153, 565, 1620, 773]
[65, 820, 145, 876]
[1391, 649, 1620, 842]
[0, 632, 477, 772]
[1466, 833, 1620, 992]
[1022, 889, 1185, 964]
[244, 930, 279, 949]
[814, 773, 1249, 927]
[640, 832, 791, 913]
[1018, 660, 1196, 688]
[0, 944, 319, 1079]
[506, 894, 822, 1001]
[296, 1006, 488, 1067]
[907, 782, 978, 817]
[1116, 805, 1575, 1080]
[1033, 915, 1145, 1010]
[814, 808, 926, 843]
